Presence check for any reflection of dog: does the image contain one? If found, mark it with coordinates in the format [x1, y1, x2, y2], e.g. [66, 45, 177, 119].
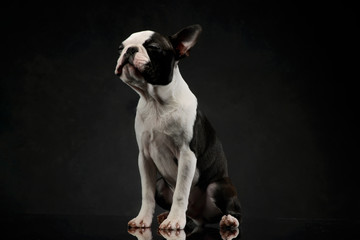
[115, 25, 241, 230]
[128, 227, 240, 240]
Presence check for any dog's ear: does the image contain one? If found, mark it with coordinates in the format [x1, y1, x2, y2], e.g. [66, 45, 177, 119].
[169, 24, 202, 60]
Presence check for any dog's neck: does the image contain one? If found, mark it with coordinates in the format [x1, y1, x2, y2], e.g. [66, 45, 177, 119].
[135, 65, 197, 120]
[140, 65, 193, 105]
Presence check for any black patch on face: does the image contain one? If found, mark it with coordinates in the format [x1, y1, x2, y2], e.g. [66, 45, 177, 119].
[142, 33, 176, 85]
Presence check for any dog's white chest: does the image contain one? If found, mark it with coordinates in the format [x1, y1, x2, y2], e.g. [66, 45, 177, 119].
[142, 129, 179, 187]
[135, 93, 197, 188]
[135, 105, 186, 186]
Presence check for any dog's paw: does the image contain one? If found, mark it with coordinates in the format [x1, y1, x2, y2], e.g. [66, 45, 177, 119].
[128, 227, 152, 240]
[159, 213, 186, 230]
[128, 215, 152, 228]
[219, 214, 239, 229]
[219, 227, 240, 240]
[158, 229, 186, 240]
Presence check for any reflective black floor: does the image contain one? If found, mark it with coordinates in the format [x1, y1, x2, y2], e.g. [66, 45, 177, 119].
[1, 214, 358, 240]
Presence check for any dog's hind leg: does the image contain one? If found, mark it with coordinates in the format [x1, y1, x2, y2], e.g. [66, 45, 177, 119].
[207, 177, 242, 229]
[155, 177, 173, 224]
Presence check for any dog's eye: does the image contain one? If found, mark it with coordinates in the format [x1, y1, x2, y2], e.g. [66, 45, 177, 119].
[118, 45, 124, 53]
[147, 44, 161, 51]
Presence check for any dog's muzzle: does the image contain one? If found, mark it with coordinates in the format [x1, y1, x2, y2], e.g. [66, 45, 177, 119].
[115, 47, 139, 76]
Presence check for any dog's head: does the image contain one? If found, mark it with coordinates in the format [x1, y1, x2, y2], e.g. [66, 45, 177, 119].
[114, 25, 202, 90]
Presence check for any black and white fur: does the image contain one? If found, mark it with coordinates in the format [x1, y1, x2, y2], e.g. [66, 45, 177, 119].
[115, 25, 241, 230]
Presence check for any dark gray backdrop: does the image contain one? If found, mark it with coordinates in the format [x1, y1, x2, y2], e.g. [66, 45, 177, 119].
[1, 1, 357, 220]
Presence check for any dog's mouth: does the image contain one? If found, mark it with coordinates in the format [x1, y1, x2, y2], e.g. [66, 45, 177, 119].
[119, 62, 144, 80]
[117, 61, 147, 95]
[115, 58, 129, 76]
[116, 53, 142, 73]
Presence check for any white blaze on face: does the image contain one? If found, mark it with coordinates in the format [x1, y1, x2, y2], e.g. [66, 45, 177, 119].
[115, 31, 154, 76]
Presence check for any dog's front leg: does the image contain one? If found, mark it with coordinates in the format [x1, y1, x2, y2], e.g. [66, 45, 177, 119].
[159, 147, 197, 230]
[128, 153, 157, 228]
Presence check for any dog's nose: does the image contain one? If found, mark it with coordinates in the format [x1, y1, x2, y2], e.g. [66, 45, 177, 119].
[126, 46, 139, 55]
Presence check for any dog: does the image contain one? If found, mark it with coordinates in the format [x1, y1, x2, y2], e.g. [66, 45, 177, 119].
[114, 25, 242, 230]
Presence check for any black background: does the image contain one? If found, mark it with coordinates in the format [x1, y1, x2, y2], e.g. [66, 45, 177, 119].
[0, 0, 357, 221]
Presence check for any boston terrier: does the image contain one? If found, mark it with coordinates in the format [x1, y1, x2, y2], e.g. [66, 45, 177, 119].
[114, 25, 242, 230]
